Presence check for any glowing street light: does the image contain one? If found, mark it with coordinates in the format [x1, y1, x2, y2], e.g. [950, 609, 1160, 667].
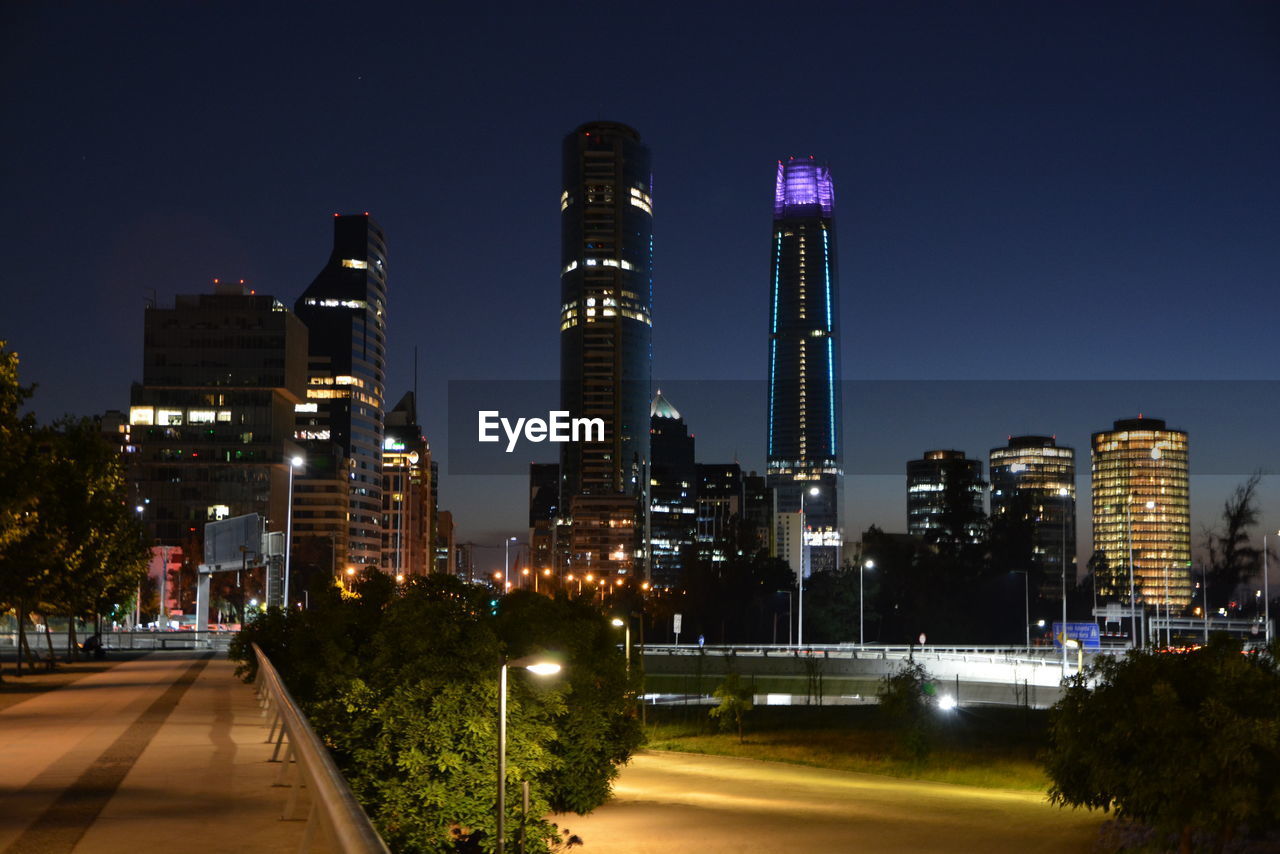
[798, 486, 820, 647]
[611, 617, 631, 670]
[860, 559, 875, 646]
[497, 655, 562, 854]
[283, 455, 303, 608]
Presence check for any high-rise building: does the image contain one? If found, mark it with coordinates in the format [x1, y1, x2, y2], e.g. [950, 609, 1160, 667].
[1091, 417, 1191, 607]
[382, 392, 431, 578]
[907, 450, 986, 543]
[558, 121, 653, 578]
[128, 282, 307, 547]
[435, 509, 456, 576]
[649, 391, 697, 588]
[697, 463, 745, 565]
[529, 463, 560, 575]
[743, 472, 776, 558]
[766, 157, 843, 574]
[294, 214, 388, 569]
[990, 436, 1077, 598]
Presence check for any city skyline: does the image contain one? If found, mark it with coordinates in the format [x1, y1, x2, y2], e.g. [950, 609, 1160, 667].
[5, 2, 1278, 558]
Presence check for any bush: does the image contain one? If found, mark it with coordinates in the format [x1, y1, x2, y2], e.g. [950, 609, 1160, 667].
[1045, 635, 1280, 851]
[709, 673, 754, 742]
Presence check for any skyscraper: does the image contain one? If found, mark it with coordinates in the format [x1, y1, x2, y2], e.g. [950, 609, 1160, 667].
[648, 391, 696, 588]
[766, 157, 843, 574]
[128, 282, 308, 547]
[1091, 417, 1191, 607]
[990, 436, 1077, 599]
[558, 121, 653, 579]
[907, 450, 986, 544]
[294, 214, 388, 569]
[382, 392, 431, 577]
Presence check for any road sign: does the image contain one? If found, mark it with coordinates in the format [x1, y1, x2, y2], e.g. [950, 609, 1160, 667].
[673, 614, 683, 634]
[1053, 621, 1101, 650]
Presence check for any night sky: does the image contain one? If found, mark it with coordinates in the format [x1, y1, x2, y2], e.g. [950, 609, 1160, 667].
[5, 2, 1278, 563]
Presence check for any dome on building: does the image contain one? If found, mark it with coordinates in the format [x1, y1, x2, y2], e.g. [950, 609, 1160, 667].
[650, 389, 681, 420]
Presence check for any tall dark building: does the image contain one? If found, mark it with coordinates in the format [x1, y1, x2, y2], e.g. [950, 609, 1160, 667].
[129, 282, 307, 546]
[766, 157, 843, 574]
[558, 121, 653, 578]
[907, 450, 986, 544]
[528, 462, 560, 574]
[990, 436, 1076, 599]
[697, 463, 745, 566]
[293, 214, 388, 569]
[648, 391, 696, 588]
[382, 392, 431, 578]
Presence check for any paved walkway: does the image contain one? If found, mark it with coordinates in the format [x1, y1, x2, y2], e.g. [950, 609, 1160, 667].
[0, 652, 311, 854]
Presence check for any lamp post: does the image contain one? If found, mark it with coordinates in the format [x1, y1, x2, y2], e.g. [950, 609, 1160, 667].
[798, 486, 820, 647]
[860, 559, 874, 646]
[1012, 570, 1029, 648]
[611, 617, 631, 671]
[504, 536, 518, 586]
[1059, 487, 1070, 676]
[283, 455, 303, 609]
[498, 655, 561, 854]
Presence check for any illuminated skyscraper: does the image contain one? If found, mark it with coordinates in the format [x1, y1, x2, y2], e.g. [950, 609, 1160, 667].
[294, 214, 388, 569]
[1091, 417, 1191, 607]
[558, 121, 653, 578]
[907, 450, 985, 544]
[990, 436, 1076, 599]
[648, 391, 696, 588]
[381, 392, 431, 578]
[766, 157, 842, 574]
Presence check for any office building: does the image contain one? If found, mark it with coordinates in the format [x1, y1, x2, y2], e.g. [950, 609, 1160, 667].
[990, 436, 1077, 599]
[529, 463, 560, 575]
[907, 450, 986, 543]
[1091, 417, 1191, 607]
[766, 157, 843, 573]
[293, 214, 387, 569]
[697, 463, 745, 565]
[382, 392, 431, 578]
[128, 282, 307, 547]
[558, 121, 653, 578]
[649, 391, 697, 588]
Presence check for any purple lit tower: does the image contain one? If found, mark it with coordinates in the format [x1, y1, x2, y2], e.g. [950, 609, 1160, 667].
[767, 157, 843, 576]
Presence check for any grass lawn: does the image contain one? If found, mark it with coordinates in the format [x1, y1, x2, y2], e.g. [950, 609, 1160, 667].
[643, 703, 1051, 790]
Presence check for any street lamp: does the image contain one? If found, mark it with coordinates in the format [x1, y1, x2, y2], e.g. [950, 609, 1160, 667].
[860, 559, 874, 646]
[611, 617, 631, 671]
[1059, 486, 1070, 676]
[1264, 530, 1277, 645]
[498, 655, 562, 854]
[504, 536, 518, 586]
[344, 565, 356, 592]
[283, 455, 303, 609]
[798, 485, 820, 647]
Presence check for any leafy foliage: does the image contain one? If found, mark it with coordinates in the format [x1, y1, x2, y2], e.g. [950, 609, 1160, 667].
[709, 672, 754, 743]
[1045, 636, 1280, 850]
[877, 660, 937, 760]
[233, 575, 641, 853]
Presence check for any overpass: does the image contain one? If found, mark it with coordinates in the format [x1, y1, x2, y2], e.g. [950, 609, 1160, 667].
[639, 644, 1106, 709]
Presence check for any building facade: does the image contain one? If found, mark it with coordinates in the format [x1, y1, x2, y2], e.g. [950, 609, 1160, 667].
[128, 282, 307, 547]
[381, 392, 431, 578]
[907, 450, 986, 543]
[1091, 417, 1191, 607]
[529, 462, 560, 575]
[649, 391, 697, 588]
[766, 157, 843, 573]
[697, 463, 745, 566]
[558, 121, 653, 578]
[293, 214, 388, 569]
[990, 436, 1077, 599]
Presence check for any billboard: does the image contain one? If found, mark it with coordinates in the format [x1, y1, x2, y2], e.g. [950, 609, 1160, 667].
[1053, 621, 1102, 650]
[203, 513, 262, 570]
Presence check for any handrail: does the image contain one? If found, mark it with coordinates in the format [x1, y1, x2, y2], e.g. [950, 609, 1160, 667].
[252, 643, 390, 854]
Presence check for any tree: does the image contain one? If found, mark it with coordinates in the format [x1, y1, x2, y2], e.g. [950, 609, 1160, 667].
[709, 673, 753, 743]
[1045, 636, 1280, 852]
[877, 660, 937, 760]
[0, 342, 37, 558]
[1203, 473, 1263, 613]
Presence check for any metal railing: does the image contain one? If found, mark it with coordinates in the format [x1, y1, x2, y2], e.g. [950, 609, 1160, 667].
[640, 643, 1112, 667]
[252, 643, 390, 854]
[0, 630, 237, 653]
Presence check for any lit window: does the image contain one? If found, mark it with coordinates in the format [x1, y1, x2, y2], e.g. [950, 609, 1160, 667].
[207, 505, 230, 521]
[157, 408, 183, 425]
[295, 403, 318, 413]
[188, 409, 216, 424]
[129, 406, 154, 426]
[216, 410, 232, 422]
[342, 259, 368, 269]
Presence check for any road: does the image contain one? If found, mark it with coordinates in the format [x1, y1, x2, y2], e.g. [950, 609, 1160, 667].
[559, 751, 1102, 853]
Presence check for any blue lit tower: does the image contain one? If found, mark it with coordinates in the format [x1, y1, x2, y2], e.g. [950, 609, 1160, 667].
[766, 158, 843, 574]
[558, 122, 654, 578]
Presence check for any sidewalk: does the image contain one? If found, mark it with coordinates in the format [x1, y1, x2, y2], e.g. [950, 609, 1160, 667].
[0, 652, 313, 853]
